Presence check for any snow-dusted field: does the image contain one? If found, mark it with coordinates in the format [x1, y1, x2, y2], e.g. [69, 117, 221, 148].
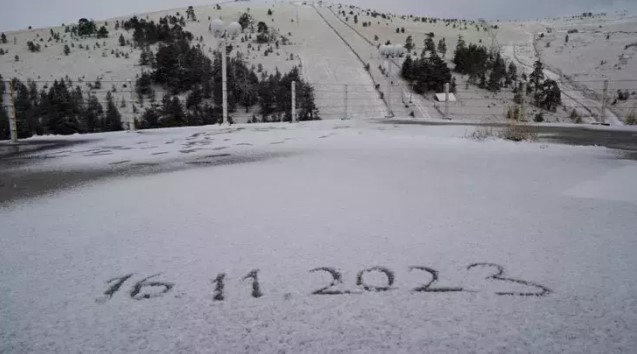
[1, 120, 637, 353]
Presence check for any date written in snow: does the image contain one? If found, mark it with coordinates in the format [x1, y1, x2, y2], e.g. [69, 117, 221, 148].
[96, 263, 551, 303]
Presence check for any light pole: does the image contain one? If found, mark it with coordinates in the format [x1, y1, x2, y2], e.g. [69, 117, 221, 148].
[211, 19, 242, 125]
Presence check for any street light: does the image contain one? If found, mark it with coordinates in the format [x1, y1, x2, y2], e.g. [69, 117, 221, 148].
[211, 19, 242, 125]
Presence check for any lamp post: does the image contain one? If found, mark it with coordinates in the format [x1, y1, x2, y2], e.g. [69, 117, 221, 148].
[211, 19, 242, 125]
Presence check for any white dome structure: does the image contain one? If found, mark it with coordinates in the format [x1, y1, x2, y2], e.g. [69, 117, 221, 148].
[227, 22, 242, 38]
[211, 19, 225, 37]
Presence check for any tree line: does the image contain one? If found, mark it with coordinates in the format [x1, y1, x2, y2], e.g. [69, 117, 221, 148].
[0, 74, 123, 139]
[453, 37, 561, 112]
[135, 37, 318, 128]
[121, 15, 193, 46]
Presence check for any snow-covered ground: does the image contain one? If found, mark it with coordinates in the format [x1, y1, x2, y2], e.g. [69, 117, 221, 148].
[1, 120, 637, 353]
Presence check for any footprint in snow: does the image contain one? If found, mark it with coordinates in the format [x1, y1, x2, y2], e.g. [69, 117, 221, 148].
[180, 149, 200, 154]
[109, 160, 131, 166]
[131, 163, 160, 167]
[199, 153, 231, 159]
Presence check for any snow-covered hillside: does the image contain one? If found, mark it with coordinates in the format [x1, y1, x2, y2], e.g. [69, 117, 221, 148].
[1, 3, 636, 127]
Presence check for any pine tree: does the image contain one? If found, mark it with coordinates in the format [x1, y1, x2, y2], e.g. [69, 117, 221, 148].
[538, 79, 561, 112]
[401, 55, 414, 80]
[160, 95, 186, 127]
[0, 33, 6, 44]
[84, 95, 103, 132]
[239, 12, 253, 30]
[104, 91, 123, 131]
[487, 53, 506, 92]
[405, 35, 414, 51]
[119, 34, 126, 46]
[530, 60, 545, 104]
[186, 6, 197, 21]
[96, 26, 109, 38]
[64, 44, 70, 55]
[505, 62, 517, 87]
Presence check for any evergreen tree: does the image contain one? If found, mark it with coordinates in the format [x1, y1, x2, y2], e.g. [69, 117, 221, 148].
[76, 18, 97, 37]
[43, 80, 81, 135]
[505, 62, 517, 87]
[119, 34, 126, 46]
[96, 26, 109, 38]
[239, 12, 253, 30]
[160, 95, 186, 127]
[538, 79, 561, 112]
[437, 38, 447, 58]
[404, 35, 414, 52]
[0, 33, 6, 44]
[27, 41, 41, 52]
[64, 44, 70, 55]
[186, 6, 197, 21]
[257, 21, 269, 33]
[423, 33, 436, 56]
[141, 107, 161, 128]
[530, 60, 545, 104]
[487, 53, 506, 92]
[84, 94, 103, 133]
[401, 55, 413, 79]
[104, 91, 123, 131]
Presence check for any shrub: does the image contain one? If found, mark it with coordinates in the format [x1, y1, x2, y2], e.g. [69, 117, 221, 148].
[570, 109, 582, 123]
[506, 105, 521, 120]
[534, 113, 544, 122]
[626, 110, 637, 125]
[500, 124, 538, 141]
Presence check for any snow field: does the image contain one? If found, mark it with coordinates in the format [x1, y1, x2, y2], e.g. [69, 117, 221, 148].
[1, 120, 637, 353]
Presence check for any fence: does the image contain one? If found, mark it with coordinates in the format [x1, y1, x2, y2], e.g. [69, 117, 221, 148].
[3, 78, 637, 143]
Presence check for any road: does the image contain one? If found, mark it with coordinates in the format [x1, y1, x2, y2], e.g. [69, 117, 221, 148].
[388, 119, 637, 158]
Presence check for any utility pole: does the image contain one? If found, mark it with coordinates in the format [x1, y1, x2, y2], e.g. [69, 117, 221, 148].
[344, 84, 348, 119]
[128, 80, 136, 131]
[291, 81, 296, 123]
[444, 82, 450, 120]
[601, 79, 608, 125]
[7, 80, 18, 143]
[520, 82, 527, 122]
[386, 59, 393, 118]
[222, 39, 228, 125]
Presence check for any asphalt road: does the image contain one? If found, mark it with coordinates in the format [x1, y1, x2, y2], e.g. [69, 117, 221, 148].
[389, 120, 637, 159]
